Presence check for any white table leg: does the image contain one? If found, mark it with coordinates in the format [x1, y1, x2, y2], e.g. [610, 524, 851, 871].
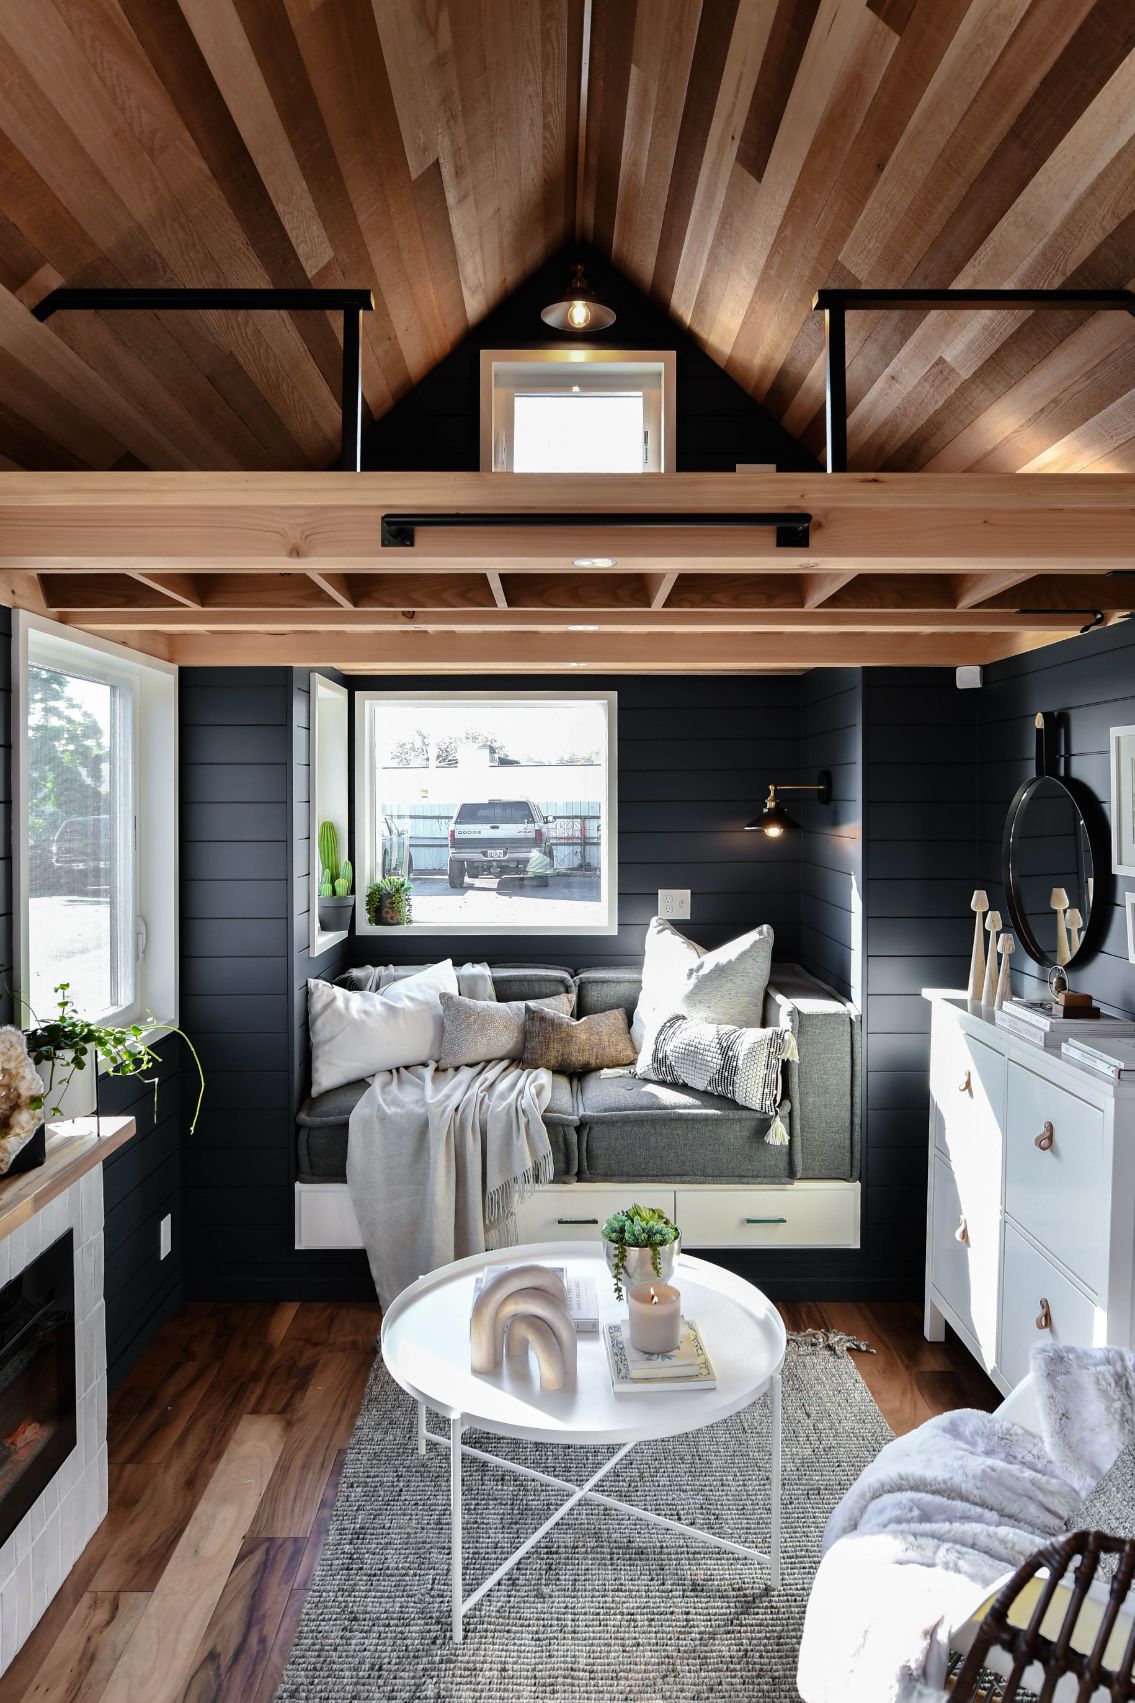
[769, 1371, 782, 1587]
[450, 1414, 464, 1643]
[417, 1400, 426, 1457]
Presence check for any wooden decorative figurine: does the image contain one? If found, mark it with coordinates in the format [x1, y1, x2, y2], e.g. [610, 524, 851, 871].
[1050, 888, 1071, 966]
[968, 890, 989, 1002]
[995, 932, 1015, 1010]
[982, 909, 1002, 1005]
[1066, 907, 1083, 958]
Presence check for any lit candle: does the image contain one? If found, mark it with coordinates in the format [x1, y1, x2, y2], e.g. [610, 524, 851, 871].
[627, 1282, 682, 1353]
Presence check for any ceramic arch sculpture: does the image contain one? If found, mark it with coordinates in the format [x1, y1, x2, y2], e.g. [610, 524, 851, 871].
[503, 1315, 572, 1390]
[469, 1265, 571, 1375]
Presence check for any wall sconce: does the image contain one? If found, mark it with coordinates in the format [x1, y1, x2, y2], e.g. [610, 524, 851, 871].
[745, 771, 832, 838]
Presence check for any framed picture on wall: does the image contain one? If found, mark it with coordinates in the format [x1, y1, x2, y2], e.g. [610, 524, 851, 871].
[1112, 726, 1135, 876]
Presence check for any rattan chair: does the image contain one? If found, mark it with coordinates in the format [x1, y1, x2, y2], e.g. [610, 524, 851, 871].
[951, 1530, 1135, 1702]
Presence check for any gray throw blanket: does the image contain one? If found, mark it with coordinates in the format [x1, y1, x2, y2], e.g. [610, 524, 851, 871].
[346, 1058, 554, 1309]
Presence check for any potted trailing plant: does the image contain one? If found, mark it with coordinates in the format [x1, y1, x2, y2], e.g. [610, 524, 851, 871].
[601, 1204, 681, 1300]
[317, 819, 354, 933]
[366, 875, 413, 927]
[0, 978, 205, 1176]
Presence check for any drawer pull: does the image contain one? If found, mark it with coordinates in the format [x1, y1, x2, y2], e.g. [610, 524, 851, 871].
[556, 1217, 599, 1225]
[745, 1217, 788, 1225]
[1034, 1122, 1055, 1152]
[954, 1216, 970, 1246]
[959, 1070, 972, 1095]
[1036, 1297, 1053, 1331]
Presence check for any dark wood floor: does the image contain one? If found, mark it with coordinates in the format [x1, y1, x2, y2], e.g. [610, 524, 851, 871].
[0, 1298, 999, 1702]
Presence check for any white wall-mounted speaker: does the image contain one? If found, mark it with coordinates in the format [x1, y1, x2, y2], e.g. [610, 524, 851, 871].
[956, 665, 984, 690]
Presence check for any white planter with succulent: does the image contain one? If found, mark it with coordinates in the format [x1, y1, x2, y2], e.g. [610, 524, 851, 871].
[600, 1203, 681, 1301]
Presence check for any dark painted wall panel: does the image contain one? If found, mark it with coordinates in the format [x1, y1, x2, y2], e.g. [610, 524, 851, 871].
[800, 668, 862, 1005]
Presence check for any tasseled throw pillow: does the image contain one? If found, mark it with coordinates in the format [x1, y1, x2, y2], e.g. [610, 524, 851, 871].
[637, 1015, 797, 1141]
[522, 1005, 638, 1072]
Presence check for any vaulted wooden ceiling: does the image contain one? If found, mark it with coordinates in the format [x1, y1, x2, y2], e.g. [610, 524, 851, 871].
[0, 0, 1133, 478]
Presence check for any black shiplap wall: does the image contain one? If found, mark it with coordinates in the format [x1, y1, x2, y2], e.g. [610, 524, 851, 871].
[361, 243, 818, 475]
[0, 607, 10, 1026]
[801, 668, 863, 1005]
[861, 670, 979, 1292]
[341, 674, 803, 969]
[977, 621, 1135, 1019]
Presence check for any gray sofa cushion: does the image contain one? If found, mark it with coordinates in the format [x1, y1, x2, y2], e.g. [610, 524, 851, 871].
[488, 966, 576, 1002]
[576, 1069, 793, 1182]
[296, 1069, 580, 1184]
[573, 967, 641, 1020]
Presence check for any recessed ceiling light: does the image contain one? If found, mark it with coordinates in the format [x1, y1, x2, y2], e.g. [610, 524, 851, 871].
[573, 557, 617, 569]
[565, 661, 589, 667]
[568, 624, 600, 632]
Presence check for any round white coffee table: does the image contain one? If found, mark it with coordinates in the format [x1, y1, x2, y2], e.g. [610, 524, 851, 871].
[381, 1241, 786, 1641]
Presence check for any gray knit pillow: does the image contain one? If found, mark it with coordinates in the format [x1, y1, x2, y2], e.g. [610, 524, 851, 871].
[637, 1014, 797, 1140]
[438, 992, 574, 1068]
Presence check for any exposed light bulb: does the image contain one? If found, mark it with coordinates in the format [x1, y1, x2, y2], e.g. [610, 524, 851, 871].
[567, 298, 591, 329]
[763, 822, 785, 839]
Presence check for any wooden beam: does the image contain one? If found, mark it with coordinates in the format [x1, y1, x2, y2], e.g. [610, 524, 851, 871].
[485, 570, 508, 608]
[974, 575, 1135, 611]
[125, 571, 201, 607]
[951, 569, 1043, 609]
[800, 571, 858, 609]
[644, 571, 677, 609]
[305, 570, 355, 608]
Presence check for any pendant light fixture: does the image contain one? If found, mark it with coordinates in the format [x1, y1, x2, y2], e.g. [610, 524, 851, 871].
[541, 261, 616, 333]
[745, 772, 832, 838]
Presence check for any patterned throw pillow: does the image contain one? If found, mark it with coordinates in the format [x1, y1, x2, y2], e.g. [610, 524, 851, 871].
[637, 1014, 798, 1141]
[438, 992, 574, 1068]
[630, 917, 775, 1050]
[522, 1005, 637, 1072]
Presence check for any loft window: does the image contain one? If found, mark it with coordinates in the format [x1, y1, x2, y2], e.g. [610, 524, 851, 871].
[481, 350, 674, 473]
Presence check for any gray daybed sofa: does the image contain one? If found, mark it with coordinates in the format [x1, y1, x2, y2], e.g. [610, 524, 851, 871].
[297, 960, 861, 1189]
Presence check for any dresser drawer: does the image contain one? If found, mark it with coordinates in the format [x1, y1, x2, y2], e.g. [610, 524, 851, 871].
[929, 1154, 998, 1367]
[999, 1221, 1098, 1389]
[514, 1186, 675, 1244]
[931, 1022, 1005, 1178]
[1004, 1061, 1105, 1294]
[675, 1183, 858, 1249]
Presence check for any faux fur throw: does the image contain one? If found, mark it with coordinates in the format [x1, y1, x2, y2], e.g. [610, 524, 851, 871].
[637, 1014, 797, 1140]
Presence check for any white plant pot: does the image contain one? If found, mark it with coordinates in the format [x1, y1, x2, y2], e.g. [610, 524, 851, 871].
[602, 1235, 680, 1297]
[40, 1053, 97, 1124]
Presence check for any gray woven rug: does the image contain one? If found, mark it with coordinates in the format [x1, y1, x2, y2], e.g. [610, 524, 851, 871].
[275, 1332, 893, 1702]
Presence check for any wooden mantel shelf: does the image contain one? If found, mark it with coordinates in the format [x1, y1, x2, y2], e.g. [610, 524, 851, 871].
[0, 1117, 137, 1242]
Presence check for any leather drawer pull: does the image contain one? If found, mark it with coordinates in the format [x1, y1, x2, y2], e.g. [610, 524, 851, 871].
[1036, 1297, 1053, 1331]
[556, 1217, 598, 1225]
[959, 1070, 972, 1095]
[745, 1217, 788, 1225]
[954, 1216, 970, 1246]
[1035, 1122, 1055, 1151]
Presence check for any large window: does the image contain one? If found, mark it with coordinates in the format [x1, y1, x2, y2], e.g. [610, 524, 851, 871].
[16, 616, 178, 1030]
[481, 350, 674, 473]
[355, 692, 617, 935]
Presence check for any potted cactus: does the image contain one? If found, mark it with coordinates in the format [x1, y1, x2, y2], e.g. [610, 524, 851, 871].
[366, 875, 413, 927]
[317, 820, 354, 933]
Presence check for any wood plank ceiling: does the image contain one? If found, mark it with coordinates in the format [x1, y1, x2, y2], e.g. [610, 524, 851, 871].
[0, 0, 1133, 669]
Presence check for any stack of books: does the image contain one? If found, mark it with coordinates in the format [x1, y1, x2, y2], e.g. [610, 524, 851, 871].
[603, 1318, 717, 1393]
[1060, 1036, 1135, 1082]
[472, 1265, 600, 1334]
[995, 998, 1135, 1052]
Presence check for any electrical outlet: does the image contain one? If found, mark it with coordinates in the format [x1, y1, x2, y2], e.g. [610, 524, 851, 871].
[657, 888, 691, 921]
[159, 1213, 172, 1261]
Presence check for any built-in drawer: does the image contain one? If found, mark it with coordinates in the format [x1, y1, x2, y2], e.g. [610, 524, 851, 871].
[999, 1220, 1098, 1389]
[514, 1186, 675, 1244]
[931, 1021, 1005, 1178]
[929, 1153, 998, 1367]
[675, 1183, 859, 1249]
[1004, 1061, 1105, 1295]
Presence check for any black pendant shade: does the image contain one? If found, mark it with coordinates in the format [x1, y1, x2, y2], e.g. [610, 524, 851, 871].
[541, 261, 616, 332]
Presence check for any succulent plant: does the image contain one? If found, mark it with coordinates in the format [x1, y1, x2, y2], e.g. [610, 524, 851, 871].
[366, 875, 413, 926]
[601, 1204, 680, 1300]
[319, 866, 333, 898]
[317, 824, 352, 896]
[334, 857, 353, 898]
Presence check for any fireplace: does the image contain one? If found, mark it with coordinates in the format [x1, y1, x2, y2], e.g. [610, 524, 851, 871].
[0, 1231, 76, 1548]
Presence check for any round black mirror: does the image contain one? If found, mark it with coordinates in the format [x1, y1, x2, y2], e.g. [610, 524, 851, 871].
[1002, 773, 1104, 969]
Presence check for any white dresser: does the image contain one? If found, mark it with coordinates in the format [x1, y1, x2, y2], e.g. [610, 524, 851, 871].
[924, 992, 1135, 1395]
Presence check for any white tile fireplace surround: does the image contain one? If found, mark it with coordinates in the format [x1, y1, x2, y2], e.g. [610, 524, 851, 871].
[0, 1117, 135, 1675]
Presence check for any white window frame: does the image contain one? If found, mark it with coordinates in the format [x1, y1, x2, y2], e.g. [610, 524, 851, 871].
[480, 348, 676, 472]
[14, 611, 179, 1033]
[354, 690, 618, 937]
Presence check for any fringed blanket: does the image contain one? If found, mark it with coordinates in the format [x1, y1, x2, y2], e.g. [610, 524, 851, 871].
[346, 1058, 554, 1309]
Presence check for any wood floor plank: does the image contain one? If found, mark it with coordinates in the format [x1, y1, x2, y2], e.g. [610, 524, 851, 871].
[293, 1449, 348, 1595]
[245, 1350, 372, 1540]
[250, 1587, 306, 1703]
[178, 1536, 305, 1703]
[108, 1356, 221, 1466]
[99, 1415, 287, 1703]
[16, 1591, 149, 1703]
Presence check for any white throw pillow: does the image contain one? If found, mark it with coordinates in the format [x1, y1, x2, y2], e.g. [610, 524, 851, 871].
[630, 917, 775, 1049]
[308, 959, 458, 1094]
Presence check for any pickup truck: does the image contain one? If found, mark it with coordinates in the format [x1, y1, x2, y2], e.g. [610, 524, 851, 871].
[446, 799, 551, 887]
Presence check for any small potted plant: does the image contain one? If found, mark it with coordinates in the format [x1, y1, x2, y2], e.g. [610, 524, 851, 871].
[317, 820, 354, 933]
[366, 875, 413, 927]
[601, 1204, 681, 1300]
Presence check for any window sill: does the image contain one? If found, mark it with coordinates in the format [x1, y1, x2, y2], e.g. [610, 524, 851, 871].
[310, 925, 350, 958]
